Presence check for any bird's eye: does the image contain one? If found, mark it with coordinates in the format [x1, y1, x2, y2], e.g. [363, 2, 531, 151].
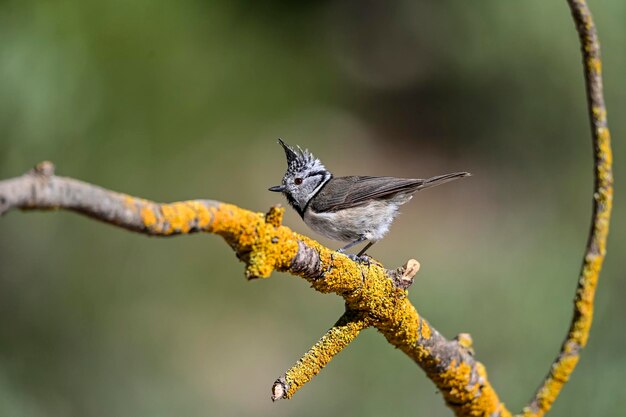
[294, 178, 303, 185]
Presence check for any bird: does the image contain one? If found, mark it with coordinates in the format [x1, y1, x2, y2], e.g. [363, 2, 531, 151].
[269, 139, 469, 261]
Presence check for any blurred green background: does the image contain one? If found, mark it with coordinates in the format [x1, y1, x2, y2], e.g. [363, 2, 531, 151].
[0, 1, 624, 416]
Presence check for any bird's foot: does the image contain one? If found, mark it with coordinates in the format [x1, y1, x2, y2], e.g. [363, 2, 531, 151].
[344, 253, 371, 266]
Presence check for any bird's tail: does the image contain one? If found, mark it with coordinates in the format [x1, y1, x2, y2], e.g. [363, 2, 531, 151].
[418, 172, 471, 191]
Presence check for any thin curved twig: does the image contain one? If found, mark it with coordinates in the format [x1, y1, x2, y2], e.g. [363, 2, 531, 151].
[520, 1, 613, 416]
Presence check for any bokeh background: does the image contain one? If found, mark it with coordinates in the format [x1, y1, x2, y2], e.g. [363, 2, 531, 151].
[0, 1, 624, 416]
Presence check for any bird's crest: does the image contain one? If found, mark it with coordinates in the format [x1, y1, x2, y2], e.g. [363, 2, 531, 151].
[278, 139, 326, 175]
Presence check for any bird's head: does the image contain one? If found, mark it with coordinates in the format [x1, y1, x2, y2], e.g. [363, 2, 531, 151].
[269, 139, 331, 215]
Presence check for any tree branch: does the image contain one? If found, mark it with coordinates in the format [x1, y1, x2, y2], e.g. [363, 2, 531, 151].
[520, 1, 613, 416]
[0, 161, 511, 416]
[272, 309, 369, 401]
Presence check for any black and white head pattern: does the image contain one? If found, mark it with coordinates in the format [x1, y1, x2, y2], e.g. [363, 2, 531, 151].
[277, 139, 332, 216]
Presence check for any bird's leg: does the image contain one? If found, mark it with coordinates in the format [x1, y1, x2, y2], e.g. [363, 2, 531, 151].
[352, 241, 376, 266]
[337, 236, 373, 264]
[337, 236, 367, 254]
[356, 241, 375, 257]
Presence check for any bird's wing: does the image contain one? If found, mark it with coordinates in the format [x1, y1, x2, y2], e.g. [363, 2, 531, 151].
[309, 176, 425, 212]
[309, 172, 469, 213]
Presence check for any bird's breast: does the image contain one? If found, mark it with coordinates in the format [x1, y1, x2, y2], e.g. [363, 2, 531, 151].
[303, 200, 402, 242]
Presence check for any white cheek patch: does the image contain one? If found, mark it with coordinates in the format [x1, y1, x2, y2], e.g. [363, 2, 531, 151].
[310, 176, 329, 197]
[300, 174, 331, 211]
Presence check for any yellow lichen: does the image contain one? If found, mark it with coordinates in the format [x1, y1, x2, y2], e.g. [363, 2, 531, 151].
[591, 106, 606, 122]
[456, 333, 473, 349]
[140, 207, 156, 228]
[265, 205, 284, 227]
[433, 360, 511, 417]
[195, 203, 301, 279]
[588, 57, 602, 73]
[421, 320, 432, 340]
[283, 314, 366, 398]
[123, 195, 136, 209]
[552, 355, 579, 383]
[528, 355, 580, 414]
[532, 354, 580, 415]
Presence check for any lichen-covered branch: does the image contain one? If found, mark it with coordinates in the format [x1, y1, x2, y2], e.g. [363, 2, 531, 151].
[520, 1, 613, 416]
[272, 310, 368, 401]
[0, 162, 510, 416]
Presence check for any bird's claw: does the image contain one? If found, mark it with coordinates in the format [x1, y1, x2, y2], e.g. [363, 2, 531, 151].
[345, 253, 371, 266]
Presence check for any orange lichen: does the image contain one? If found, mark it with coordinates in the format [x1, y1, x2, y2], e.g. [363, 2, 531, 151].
[591, 106, 606, 122]
[596, 132, 612, 178]
[588, 57, 601, 73]
[433, 361, 511, 417]
[528, 354, 580, 416]
[265, 205, 284, 227]
[456, 333, 473, 350]
[140, 207, 157, 228]
[421, 320, 432, 340]
[123, 195, 136, 209]
[199, 203, 300, 279]
[135, 199, 217, 235]
[281, 313, 367, 399]
[137, 200, 299, 277]
[551, 355, 579, 384]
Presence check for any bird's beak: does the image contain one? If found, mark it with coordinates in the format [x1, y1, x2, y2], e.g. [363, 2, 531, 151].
[268, 185, 286, 192]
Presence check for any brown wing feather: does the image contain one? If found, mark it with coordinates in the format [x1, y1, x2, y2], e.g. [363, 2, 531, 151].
[309, 172, 469, 213]
[309, 176, 424, 212]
